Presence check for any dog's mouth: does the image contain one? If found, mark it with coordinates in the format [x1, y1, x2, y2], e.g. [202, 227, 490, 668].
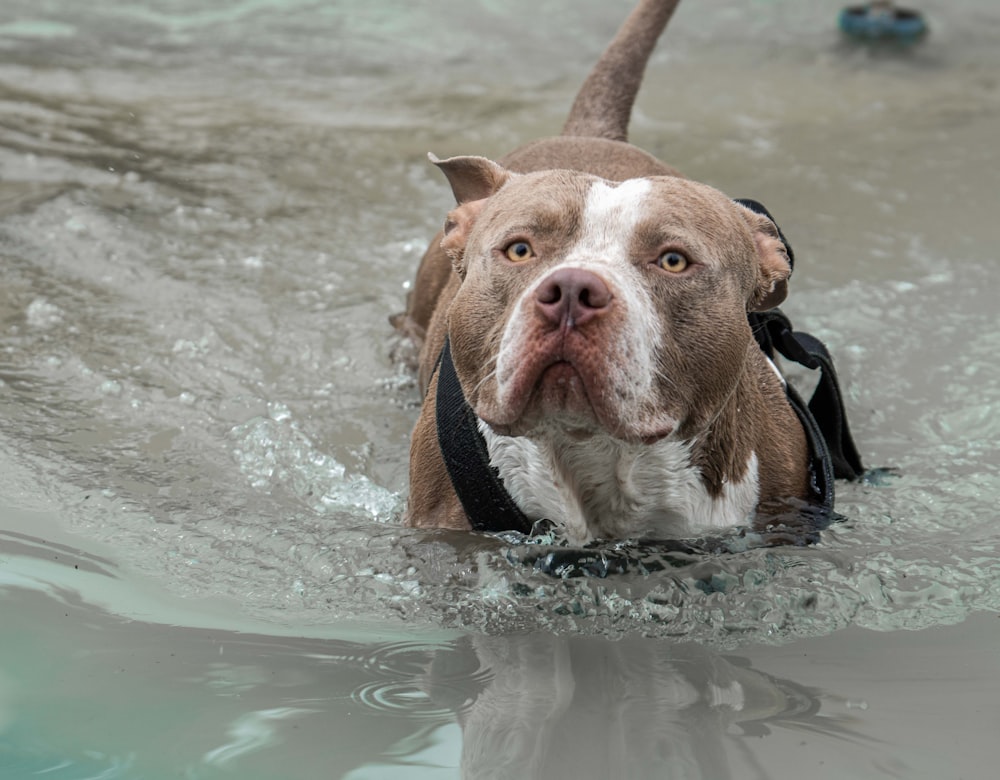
[487, 353, 598, 430]
[477, 352, 677, 444]
[535, 360, 590, 413]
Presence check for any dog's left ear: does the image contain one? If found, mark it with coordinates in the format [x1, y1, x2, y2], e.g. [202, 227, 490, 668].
[429, 153, 512, 277]
[734, 200, 794, 312]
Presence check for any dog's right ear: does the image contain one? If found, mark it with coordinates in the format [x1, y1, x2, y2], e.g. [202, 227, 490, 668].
[734, 200, 794, 312]
[429, 153, 511, 277]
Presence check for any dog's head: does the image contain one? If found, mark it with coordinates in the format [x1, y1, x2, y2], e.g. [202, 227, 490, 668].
[431, 154, 792, 445]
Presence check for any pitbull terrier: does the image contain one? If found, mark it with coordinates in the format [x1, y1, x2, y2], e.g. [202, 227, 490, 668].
[397, 0, 833, 544]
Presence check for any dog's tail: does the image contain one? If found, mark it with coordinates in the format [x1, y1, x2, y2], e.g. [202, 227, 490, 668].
[562, 0, 681, 142]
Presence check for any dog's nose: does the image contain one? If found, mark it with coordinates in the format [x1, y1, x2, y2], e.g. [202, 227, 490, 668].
[534, 267, 612, 328]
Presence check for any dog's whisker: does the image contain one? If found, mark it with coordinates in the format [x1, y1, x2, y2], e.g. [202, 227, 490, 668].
[470, 364, 498, 397]
[652, 365, 680, 395]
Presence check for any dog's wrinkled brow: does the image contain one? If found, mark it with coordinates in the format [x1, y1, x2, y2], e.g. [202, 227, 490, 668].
[631, 221, 688, 252]
[487, 202, 581, 242]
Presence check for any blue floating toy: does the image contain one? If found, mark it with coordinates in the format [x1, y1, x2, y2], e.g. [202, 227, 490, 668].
[839, 2, 928, 43]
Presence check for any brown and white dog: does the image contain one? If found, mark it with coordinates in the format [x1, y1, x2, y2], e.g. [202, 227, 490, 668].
[396, 0, 813, 544]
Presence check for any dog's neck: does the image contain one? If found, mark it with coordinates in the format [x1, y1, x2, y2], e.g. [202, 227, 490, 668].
[477, 344, 783, 544]
[480, 422, 760, 544]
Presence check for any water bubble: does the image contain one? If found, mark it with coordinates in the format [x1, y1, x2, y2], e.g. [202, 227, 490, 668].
[25, 298, 63, 328]
[267, 403, 292, 423]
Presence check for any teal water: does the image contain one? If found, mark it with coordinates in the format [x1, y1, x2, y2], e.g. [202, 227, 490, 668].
[2, 1, 1000, 777]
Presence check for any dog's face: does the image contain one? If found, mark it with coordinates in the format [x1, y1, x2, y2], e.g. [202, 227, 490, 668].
[434, 155, 791, 445]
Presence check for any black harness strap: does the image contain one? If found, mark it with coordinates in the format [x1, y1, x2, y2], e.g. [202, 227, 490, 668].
[435, 337, 534, 534]
[749, 309, 865, 483]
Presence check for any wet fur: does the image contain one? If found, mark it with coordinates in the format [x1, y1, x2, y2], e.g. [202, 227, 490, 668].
[398, 0, 809, 540]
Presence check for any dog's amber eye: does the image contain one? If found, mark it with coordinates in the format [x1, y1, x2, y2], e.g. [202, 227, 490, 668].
[504, 241, 535, 263]
[656, 251, 688, 273]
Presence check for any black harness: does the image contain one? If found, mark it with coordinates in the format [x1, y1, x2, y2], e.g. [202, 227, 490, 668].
[433, 199, 864, 538]
[435, 338, 535, 535]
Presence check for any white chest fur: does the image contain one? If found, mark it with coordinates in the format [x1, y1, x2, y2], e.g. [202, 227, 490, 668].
[479, 420, 760, 544]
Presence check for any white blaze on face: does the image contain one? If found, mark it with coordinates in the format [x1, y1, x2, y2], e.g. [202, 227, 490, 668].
[575, 177, 653, 261]
[494, 178, 661, 416]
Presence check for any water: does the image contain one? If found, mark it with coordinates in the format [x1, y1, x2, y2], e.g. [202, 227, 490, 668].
[2, 0, 999, 777]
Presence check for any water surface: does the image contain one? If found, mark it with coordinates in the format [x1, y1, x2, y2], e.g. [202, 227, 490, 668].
[2, 1, 999, 777]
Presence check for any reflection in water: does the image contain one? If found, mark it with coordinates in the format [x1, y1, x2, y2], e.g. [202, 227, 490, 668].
[1, 542, 991, 779]
[203, 707, 320, 767]
[420, 633, 863, 780]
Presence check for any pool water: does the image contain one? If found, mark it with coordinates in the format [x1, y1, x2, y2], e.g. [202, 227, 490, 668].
[1, 1, 999, 777]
